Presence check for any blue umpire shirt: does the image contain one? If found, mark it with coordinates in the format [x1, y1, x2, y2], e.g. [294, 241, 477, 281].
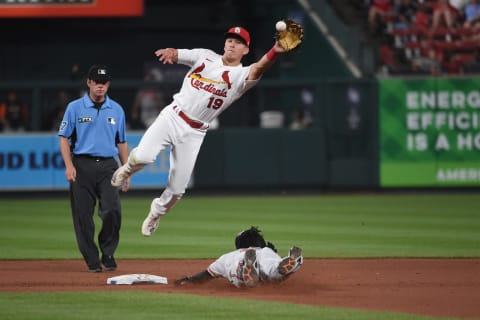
[58, 93, 127, 157]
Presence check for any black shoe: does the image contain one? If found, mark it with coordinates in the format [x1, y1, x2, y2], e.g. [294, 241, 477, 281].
[101, 255, 117, 271]
[88, 264, 103, 273]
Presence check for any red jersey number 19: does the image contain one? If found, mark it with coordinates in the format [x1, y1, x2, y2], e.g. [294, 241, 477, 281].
[207, 97, 224, 110]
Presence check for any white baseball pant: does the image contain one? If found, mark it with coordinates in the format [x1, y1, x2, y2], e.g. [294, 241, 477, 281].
[132, 104, 207, 216]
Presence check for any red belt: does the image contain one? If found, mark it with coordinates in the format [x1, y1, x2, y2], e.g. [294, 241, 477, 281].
[173, 106, 208, 129]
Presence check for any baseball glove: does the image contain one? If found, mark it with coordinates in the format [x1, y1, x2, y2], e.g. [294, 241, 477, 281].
[276, 19, 304, 52]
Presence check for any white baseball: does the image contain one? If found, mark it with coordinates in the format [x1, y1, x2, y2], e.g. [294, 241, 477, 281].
[276, 20, 286, 31]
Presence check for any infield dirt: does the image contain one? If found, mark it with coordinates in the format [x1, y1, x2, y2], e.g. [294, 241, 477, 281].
[1, 258, 479, 319]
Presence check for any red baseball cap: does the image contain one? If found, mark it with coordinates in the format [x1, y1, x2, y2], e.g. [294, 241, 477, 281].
[225, 26, 250, 47]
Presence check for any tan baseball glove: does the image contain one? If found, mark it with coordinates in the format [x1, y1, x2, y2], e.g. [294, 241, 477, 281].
[276, 19, 304, 52]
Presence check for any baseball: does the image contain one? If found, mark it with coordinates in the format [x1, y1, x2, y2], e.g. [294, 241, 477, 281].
[276, 20, 287, 32]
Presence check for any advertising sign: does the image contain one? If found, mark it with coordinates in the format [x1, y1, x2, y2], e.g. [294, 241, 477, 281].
[379, 78, 480, 187]
[0, 132, 169, 190]
[0, 0, 143, 18]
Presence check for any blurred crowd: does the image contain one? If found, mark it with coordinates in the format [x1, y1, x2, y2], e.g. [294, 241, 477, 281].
[0, 63, 167, 134]
[0, 91, 30, 133]
[366, 0, 480, 75]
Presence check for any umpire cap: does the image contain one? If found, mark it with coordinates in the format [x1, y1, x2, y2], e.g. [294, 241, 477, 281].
[88, 64, 111, 83]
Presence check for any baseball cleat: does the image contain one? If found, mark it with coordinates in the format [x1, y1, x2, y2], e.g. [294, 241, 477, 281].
[101, 255, 117, 271]
[111, 164, 131, 187]
[141, 211, 161, 237]
[237, 248, 259, 287]
[278, 246, 303, 275]
[111, 148, 146, 187]
[87, 264, 103, 273]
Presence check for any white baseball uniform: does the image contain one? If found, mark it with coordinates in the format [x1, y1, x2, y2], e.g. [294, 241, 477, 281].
[132, 48, 259, 216]
[207, 247, 288, 287]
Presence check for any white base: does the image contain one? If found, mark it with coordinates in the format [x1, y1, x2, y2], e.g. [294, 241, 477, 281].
[107, 274, 168, 285]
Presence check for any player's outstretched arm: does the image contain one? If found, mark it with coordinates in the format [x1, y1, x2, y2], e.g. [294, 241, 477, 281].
[248, 19, 303, 80]
[174, 270, 213, 285]
[155, 48, 178, 64]
[247, 41, 285, 81]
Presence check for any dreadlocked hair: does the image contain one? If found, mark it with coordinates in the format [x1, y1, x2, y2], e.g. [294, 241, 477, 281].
[235, 226, 277, 252]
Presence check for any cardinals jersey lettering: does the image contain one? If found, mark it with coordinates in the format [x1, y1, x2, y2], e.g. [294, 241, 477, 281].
[174, 49, 258, 124]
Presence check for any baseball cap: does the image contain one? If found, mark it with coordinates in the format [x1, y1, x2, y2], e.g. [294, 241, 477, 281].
[88, 64, 111, 83]
[225, 26, 250, 47]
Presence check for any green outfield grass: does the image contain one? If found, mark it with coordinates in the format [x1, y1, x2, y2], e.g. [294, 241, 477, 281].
[0, 193, 479, 259]
[0, 192, 479, 320]
[0, 291, 459, 320]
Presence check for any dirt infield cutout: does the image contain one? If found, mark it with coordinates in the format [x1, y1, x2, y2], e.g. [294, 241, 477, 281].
[1, 258, 479, 318]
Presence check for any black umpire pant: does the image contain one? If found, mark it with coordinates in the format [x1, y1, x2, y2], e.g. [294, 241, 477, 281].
[70, 155, 121, 268]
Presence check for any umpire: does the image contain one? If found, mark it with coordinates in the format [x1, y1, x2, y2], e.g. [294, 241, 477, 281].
[58, 64, 130, 272]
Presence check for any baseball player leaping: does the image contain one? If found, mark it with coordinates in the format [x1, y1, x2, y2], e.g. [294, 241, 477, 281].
[111, 26, 289, 236]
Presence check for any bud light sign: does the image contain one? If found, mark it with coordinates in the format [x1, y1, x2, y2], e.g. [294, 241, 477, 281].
[0, 133, 169, 190]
